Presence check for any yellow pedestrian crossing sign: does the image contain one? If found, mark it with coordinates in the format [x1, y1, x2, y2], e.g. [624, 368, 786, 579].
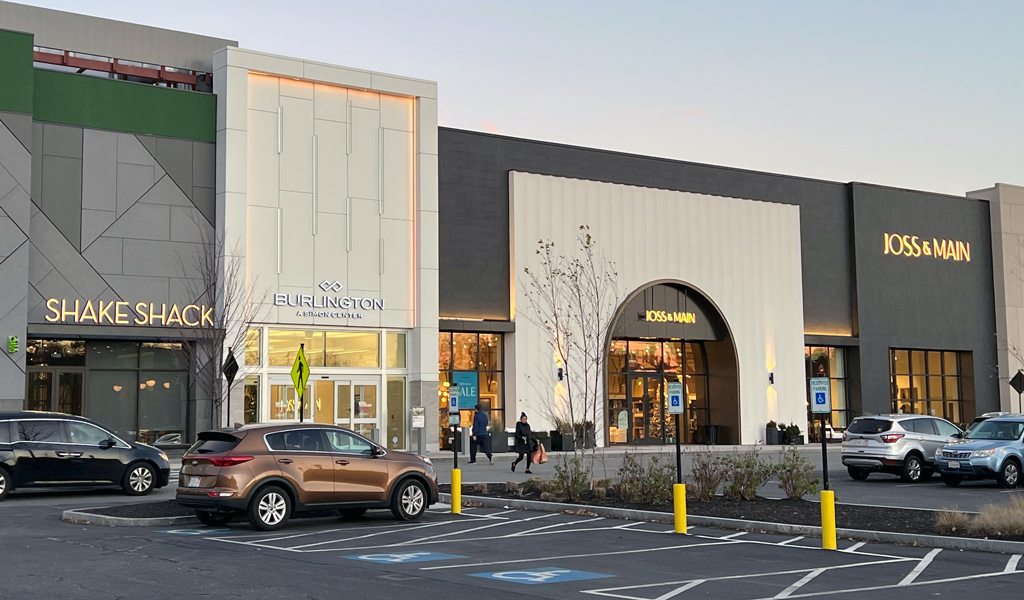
[291, 344, 310, 397]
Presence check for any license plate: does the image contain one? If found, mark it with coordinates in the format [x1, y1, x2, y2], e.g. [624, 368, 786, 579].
[949, 461, 960, 470]
[855, 439, 867, 446]
[188, 476, 201, 488]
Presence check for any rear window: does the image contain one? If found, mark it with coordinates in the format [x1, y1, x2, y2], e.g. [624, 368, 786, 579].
[17, 420, 66, 442]
[0, 421, 11, 444]
[847, 418, 894, 434]
[187, 431, 241, 454]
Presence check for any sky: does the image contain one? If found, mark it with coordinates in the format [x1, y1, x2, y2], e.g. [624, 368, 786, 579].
[19, 0, 1024, 196]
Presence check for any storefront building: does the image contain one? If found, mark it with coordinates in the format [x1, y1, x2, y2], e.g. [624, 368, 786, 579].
[1, 3, 1021, 450]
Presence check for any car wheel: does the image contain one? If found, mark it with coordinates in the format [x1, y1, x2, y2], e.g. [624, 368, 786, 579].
[941, 474, 963, 487]
[248, 486, 291, 531]
[339, 508, 367, 520]
[195, 510, 234, 527]
[997, 460, 1021, 489]
[900, 455, 923, 483]
[390, 479, 428, 521]
[122, 462, 156, 496]
[847, 467, 869, 481]
[0, 467, 10, 501]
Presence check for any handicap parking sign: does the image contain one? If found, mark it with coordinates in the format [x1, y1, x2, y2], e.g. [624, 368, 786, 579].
[344, 552, 465, 564]
[470, 567, 612, 585]
[809, 377, 831, 414]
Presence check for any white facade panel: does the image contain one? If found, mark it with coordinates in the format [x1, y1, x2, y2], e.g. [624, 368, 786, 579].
[348, 107, 380, 200]
[510, 172, 806, 444]
[279, 96, 314, 194]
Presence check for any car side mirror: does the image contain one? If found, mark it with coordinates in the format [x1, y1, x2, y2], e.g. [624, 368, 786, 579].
[99, 439, 115, 450]
[373, 446, 386, 457]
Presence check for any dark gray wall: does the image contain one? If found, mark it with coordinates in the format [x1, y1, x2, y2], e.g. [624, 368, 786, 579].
[851, 183, 999, 417]
[438, 127, 855, 334]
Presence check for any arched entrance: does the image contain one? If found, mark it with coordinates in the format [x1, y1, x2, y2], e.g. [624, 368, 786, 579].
[606, 282, 740, 445]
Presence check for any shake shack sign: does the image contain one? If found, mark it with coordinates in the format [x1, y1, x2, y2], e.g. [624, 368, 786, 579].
[274, 281, 385, 319]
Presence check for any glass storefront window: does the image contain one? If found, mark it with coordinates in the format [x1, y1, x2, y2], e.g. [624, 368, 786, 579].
[663, 341, 683, 373]
[86, 370, 139, 441]
[438, 333, 452, 370]
[89, 341, 140, 369]
[140, 343, 183, 369]
[387, 332, 407, 369]
[26, 340, 85, 366]
[629, 341, 661, 371]
[452, 333, 478, 370]
[270, 384, 310, 420]
[244, 376, 260, 424]
[245, 329, 261, 366]
[890, 348, 968, 424]
[386, 377, 406, 450]
[609, 341, 627, 372]
[138, 371, 187, 445]
[325, 332, 380, 368]
[268, 330, 325, 367]
[438, 332, 505, 449]
[804, 346, 851, 433]
[479, 334, 502, 371]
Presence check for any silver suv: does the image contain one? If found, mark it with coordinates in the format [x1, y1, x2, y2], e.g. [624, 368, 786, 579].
[842, 415, 962, 482]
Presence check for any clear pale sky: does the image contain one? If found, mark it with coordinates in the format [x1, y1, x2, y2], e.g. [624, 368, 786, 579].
[22, 0, 1023, 196]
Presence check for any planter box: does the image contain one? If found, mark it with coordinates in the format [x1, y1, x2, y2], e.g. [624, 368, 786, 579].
[550, 431, 575, 452]
[766, 428, 780, 445]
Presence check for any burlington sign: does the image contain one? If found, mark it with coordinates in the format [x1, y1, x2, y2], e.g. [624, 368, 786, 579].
[274, 280, 385, 320]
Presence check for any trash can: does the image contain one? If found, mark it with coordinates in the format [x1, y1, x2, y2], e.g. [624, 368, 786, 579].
[703, 425, 720, 445]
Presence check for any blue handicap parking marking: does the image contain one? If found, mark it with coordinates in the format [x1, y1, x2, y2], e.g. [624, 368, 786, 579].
[470, 567, 613, 585]
[344, 551, 466, 564]
[160, 528, 233, 536]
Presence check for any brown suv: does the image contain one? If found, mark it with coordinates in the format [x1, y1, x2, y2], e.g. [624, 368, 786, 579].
[175, 423, 438, 530]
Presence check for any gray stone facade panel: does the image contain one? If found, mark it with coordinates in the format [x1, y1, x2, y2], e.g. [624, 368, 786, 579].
[42, 123, 83, 159]
[82, 129, 118, 212]
[82, 236, 123, 275]
[0, 111, 32, 151]
[40, 154, 83, 248]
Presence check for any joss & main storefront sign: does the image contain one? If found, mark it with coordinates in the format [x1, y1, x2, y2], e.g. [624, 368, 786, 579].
[883, 232, 971, 263]
[45, 299, 214, 326]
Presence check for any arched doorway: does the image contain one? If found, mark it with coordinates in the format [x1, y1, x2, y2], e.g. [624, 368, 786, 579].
[606, 282, 739, 445]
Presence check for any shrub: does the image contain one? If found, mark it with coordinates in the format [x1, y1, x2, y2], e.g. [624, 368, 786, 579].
[522, 477, 546, 495]
[553, 455, 590, 502]
[775, 447, 821, 499]
[473, 483, 488, 494]
[687, 448, 730, 501]
[785, 424, 803, 445]
[505, 481, 520, 494]
[935, 508, 971, 535]
[617, 452, 674, 505]
[594, 487, 607, 499]
[970, 497, 1024, 537]
[540, 492, 556, 502]
[722, 448, 773, 501]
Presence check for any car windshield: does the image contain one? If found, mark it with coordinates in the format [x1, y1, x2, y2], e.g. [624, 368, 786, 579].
[965, 421, 1024, 441]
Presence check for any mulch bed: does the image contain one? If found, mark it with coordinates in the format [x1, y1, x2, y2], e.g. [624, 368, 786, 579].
[440, 483, 1021, 540]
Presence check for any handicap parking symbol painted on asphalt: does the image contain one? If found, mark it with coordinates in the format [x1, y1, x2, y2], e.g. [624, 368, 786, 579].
[470, 568, 613, 585]
[160, 529, 233, 536]
[344, 552, 465, 564]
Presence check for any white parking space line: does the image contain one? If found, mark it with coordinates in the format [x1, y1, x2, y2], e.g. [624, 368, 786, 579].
[651, 580, 705, 600]
[776, 536, 805, 546]
[419, 540, 743, 571]
[759, 569, 1024, 599]
[582, 558, 918, 599]
[500, 516, 605, 538]
[720, 532, 747, 539]
[289, 521, 454, 550]
[841, 542, 866, 553]
[404, 512, 556, 544]
[1004, 554, 1022, 573]
[774, 568, 826, 598]
[898, 548, 941, 586]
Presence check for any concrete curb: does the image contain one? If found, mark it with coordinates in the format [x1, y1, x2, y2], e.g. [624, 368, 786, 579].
[61, 508, 199, 527]
[440, 493, 1024, 554]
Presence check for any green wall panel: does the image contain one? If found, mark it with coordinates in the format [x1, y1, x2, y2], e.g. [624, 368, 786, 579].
[0, 30, 35, 114]
[33, 70, 216, 142]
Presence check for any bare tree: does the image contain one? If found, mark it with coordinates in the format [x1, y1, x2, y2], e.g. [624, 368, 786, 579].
[521, 225, 620, 499]
[176, 213, 268, 429]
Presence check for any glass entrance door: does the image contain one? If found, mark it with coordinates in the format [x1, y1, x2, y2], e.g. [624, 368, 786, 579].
[26, 369, 84, 415]
[335, 381, 380, 443]
[627, 375, 668, 444]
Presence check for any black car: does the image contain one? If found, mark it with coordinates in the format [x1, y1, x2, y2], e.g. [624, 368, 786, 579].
[0, 411, 171, 500]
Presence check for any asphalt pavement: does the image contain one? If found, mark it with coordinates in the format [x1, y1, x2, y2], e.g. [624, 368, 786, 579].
[2, 502, 1023, 599]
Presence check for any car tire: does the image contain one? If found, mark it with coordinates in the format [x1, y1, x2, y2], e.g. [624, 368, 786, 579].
[997, 459, 1021, 489]
[122, 462, 156, 496]
[339, 508, 367, 520]
[248, 486, 291, 531]
[900, 454, 924, 483]
[195, 510, 234, 527]
[0, 466, 10, 501]
[390, 479, 428, 521]
[941, 474, 963, 487]
[847, 467, 869, 481]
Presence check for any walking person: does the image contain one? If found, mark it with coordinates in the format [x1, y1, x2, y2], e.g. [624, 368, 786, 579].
[511, 412, 534, 474]
[469, 404, 493, 464]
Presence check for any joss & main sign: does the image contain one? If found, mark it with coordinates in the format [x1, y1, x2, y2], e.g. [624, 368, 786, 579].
[883, 232, 971, 263]
[274, 280, 385, 320]
[45, 299, 213, 326]
[641, 310, 697, 324]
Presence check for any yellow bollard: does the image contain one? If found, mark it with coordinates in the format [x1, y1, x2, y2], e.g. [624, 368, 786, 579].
[673, 483, 687, 534]
[451, 468, 461, 514]
[820, 490, 836, 550]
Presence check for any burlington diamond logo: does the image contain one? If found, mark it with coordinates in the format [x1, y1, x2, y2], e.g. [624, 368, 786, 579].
[319, 281, 344, 292]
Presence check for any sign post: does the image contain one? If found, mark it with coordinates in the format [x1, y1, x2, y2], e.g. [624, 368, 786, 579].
[1010, 370, 1024, 414]
[449, 384, 461, 514]
[667, 381, 686, 533]
[291, 343, 310, 423]
[412, 407, 426, 455]
[810, 377, 832, 490]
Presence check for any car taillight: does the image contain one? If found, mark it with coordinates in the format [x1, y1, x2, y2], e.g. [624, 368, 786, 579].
[880, 433, 904, 444]
[209, 456, 254, 467]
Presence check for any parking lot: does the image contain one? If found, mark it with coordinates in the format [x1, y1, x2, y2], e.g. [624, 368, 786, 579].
[5, 498, 1024, 600]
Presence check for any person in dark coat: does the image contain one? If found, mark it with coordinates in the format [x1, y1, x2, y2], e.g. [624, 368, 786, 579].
[469, 404, 492, 464]
[511, 412, 534, 474]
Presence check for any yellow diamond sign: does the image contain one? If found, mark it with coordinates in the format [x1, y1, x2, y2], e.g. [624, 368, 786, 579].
[291, 345, 310, 397]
